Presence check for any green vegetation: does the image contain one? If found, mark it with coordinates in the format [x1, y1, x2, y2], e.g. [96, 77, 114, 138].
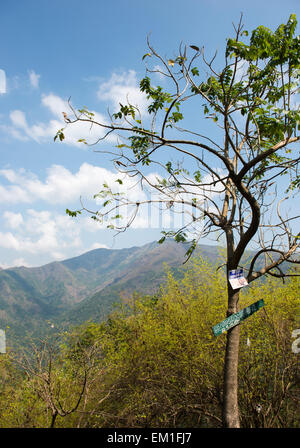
[1, 256, 298, 428]
[0, 241, 289, 349]
[57, 14, 300, 427]
[0, 241, 235, 348]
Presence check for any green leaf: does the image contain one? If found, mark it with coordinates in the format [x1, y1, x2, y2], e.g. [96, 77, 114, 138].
[54, 129, 65, 142]
[194, 170, 202, 183]
[66, 209, 81, 217]
[165, 161, 172, 173]
[174, 231, 187, 243]
[158, 236, 166, 244]
[142, 53, 151, 60]
[185, 239, 197, 258]
[169, 111, 183, 123]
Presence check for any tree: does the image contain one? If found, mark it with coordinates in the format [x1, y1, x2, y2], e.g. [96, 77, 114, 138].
[55, 14, 300, 427]
[9, 336, 100, 428]
[88, 261, 299, 428]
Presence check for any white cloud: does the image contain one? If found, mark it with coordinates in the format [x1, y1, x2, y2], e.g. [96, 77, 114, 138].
[30, 118, 62, 141]
[5, 93, 112, 147]
[153, 65, 166, 80]
[3, 70, 151, 146]
[0, 183, 32, 203]
[3, 211, 24, 229]
[97, 70, 149, 114]
[0, 69, 6, 94]
[0, 209, 82, 257]
[0, 231, 20, 250]
[0, 162, 225, 268]
[29, 70, 40, 89]
[0, 205, 123, 267]
[0, 163, 224, 233]
[0, 124, 30, 141]
[88, 242, 109, 250]
[41, 93, 68, 118]
[0, 258, 33, 269]
[0, 163, 149, 205]
[10, 110, 28, 129]
[5, 107, 62, 143]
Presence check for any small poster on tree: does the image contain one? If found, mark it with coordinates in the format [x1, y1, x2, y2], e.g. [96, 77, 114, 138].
[229, 269, 248, 289]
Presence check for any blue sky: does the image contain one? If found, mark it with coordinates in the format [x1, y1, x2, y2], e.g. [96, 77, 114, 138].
[0, 0, 298, 268]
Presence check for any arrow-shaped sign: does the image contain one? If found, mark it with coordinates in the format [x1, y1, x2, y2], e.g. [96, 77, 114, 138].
[212, 299, 265, 337]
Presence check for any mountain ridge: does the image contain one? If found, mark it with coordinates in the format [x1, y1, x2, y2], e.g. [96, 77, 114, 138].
[0, 240, 221, 346]
[1, 239, 286, 348]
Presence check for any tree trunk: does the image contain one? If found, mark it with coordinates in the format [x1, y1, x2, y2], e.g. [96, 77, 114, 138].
[222, 287, 241, 428]
[50, 410, 58, 428]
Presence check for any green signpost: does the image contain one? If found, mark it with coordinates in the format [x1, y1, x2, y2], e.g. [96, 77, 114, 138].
[212, 299, 265, 337]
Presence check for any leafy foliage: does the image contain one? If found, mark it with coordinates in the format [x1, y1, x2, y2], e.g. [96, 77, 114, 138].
[52, 14, 300, 428]
[1, 257, 298, 428]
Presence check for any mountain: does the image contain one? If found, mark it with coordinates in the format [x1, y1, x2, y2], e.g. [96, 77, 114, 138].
[0, 239, 290, 349]
[58, 240, 222, 326]
[0, 240, 222, 348]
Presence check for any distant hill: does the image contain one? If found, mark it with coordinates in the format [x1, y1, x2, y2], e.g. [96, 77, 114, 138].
[0, 240, 222, 347]
[0, 239, 290, 349]
[58, 240, 222, 326]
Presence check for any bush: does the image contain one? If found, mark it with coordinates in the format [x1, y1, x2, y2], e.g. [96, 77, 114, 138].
[1, 256, 299, 428]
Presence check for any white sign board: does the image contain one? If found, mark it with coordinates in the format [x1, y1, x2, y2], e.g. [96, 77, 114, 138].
[229, 269, 248, 290]
[0, 329, 6, 354]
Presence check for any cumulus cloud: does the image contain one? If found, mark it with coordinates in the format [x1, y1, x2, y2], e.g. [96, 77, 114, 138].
[29, 70, 40, 89]
[3, 69, 151, 146]
[0, 205, 126, 268]
[41, 93, 69, 118]
[0, 209, 82, 256]
[0, 182, 32, 203]
[0, 163, 150, 205]
[0, 231, 20, 250]
[10, 110, 28, 129]
[0, 163, 223, 231]
[5, 107, 62, 143]
[3, 211, 24, 229]
[97, 70, 149, 114]
[4, 92, 111, 146]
